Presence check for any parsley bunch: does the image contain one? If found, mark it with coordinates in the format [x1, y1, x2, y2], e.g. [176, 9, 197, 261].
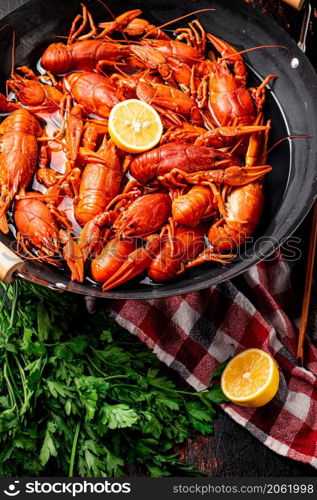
[0, 281, 227, 477]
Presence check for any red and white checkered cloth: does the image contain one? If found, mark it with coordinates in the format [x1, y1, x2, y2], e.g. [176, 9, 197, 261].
[108, 250, 317, 468]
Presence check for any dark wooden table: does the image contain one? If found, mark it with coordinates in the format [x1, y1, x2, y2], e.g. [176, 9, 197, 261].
[0, 0, 316, 477]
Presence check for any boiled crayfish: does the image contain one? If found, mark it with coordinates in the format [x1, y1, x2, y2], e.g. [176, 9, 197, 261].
[0, 109, 42, 233]
[0, 4, 279, 290]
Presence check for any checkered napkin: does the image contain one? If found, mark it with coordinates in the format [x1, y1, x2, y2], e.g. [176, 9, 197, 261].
[108, 250, 317, 468]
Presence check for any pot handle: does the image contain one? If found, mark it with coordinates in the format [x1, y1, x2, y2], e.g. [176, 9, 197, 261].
[0, 241, 25, 284]
[281, 0, 305, 10]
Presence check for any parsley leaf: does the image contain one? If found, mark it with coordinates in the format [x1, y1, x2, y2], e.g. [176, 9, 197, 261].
[99, 403, 139, 430]
[0, 281, 225, 477]
[39, 422, 57, 465]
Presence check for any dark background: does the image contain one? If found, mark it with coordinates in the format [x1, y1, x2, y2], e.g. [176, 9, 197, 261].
[0, 0, 316, 477]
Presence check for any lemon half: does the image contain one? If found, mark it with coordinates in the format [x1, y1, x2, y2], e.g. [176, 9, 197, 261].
[108, 99, 163, 153]
[221, 348, 280, 407]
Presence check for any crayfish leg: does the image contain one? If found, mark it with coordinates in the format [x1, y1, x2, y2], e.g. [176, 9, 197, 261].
[186, 248, 236, 268]
[0, 207, 9, 234]
[65, 104, 84, 162]
[97, 9, 142, 37]
[68, 4, 98, 45]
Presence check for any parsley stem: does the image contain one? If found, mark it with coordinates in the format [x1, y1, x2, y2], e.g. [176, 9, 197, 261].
[68, 421, 80, 478]
[86, 355, 109, 377]
[5, 354, 23, 407]
[9, 281, 19, 329]
[147, 382, 204, 396]
[86, 355, 131, 381]
[197, 392, 215, 412]
[0, 284, 9, 314]
[3, 363, 18, 415]
[13, 354, 29, 411]
[107, 383, 143, 390]
[103, 375, 130, 381]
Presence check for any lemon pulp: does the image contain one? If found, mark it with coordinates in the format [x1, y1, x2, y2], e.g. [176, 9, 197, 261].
[108, 99, 163, 153]
[221, 348, 280, 407]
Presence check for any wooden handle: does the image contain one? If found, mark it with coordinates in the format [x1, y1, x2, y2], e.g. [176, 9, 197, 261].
[0, 241, 24, 284]
[296, 201, 317, 365]
[282, 0, 305, 10]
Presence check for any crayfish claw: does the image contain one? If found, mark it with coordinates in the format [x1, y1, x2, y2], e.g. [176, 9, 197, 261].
[102, 235, 160, 291]
[60, 230, 84, 282]
[78, 211, 117, 262]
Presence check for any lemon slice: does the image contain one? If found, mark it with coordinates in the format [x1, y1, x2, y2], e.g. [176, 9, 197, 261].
[108, 99, 163, 153]
[221, 348, 280, 407]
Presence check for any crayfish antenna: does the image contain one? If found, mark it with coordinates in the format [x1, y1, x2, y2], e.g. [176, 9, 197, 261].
[10, 28, 16, 80]
[0, 24, 17, 98]
[0, 24, 17, 80]
[216, 44, 292, 62]
[263, 134, 311, 160]
[143, 8, 215, 38]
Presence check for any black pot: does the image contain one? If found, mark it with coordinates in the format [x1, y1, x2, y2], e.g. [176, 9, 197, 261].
[0, 0, 316, 299]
